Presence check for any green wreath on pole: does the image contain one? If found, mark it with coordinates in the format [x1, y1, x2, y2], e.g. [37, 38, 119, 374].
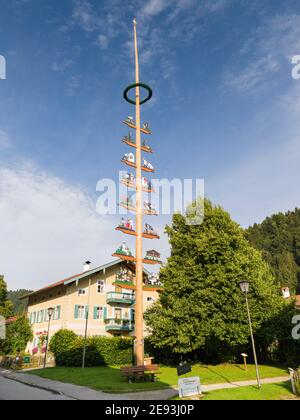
[123, 83, 153, 105]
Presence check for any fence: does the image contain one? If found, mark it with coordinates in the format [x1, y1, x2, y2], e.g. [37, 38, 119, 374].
[288, 368, 300, 395]
[0, 353, 55, 370]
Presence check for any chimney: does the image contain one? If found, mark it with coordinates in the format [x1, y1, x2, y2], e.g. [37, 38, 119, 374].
[83, 261, 91, 272]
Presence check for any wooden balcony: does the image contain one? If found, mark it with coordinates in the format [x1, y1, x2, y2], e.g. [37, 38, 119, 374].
[106, 292, 135, 305]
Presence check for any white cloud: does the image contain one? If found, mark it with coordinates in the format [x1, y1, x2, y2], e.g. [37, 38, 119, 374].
[0, 166, 117, 290]
[0, 130, 11, 149]
[224, 55, 281, 92]
[52, 59, 74, 73]
[224, 13, 300, 92]
[97, 34, 109, 50]
[67, 74, 82, 95]
[72, 0, 98, 32]
[142, 0, 171, 18]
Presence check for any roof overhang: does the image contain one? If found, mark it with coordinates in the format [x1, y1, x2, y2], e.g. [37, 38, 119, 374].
[20, 259, 151, 300]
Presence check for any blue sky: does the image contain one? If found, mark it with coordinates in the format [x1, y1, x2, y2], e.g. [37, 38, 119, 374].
[1, 0, 300, 289]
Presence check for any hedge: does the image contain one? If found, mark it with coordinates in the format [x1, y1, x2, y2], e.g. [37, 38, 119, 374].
[49, 329, 133, 367]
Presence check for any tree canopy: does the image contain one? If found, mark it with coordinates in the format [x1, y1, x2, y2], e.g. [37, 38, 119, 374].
[0, 275, 13, 318]
[0, 316, 33, 355]
[246, 208, 300, 293]
[145, 199, 285, 360]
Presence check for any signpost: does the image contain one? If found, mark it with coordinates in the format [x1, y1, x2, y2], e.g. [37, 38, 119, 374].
[178, 377, 202, 398]
[241, 353, 248, 371]
[177, 361, 192, 377]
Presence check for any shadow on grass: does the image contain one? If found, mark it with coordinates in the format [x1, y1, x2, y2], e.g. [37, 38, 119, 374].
[203, 366, 233, 385]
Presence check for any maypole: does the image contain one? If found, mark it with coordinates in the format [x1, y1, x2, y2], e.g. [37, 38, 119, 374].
[113, 18, 161, 368]
[133, 17, 144, 367]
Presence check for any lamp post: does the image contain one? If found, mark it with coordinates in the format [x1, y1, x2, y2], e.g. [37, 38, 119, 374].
[239, 281, 261, 389]
[82, 278, 91, 369]
[43, 307, 54, 369]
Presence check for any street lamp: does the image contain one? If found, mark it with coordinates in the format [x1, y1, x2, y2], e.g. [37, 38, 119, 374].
[239, 281, 261, 390]
[43, 307, 54, 369]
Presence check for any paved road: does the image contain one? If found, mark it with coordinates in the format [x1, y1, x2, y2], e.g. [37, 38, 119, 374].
[0, 375, 73, 400]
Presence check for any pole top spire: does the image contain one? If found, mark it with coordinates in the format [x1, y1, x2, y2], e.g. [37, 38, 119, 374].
[133, 17, 137, 25]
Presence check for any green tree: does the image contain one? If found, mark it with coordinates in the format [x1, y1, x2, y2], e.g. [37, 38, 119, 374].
[145, 199, 284, 360]
[246, 208, 300, 293]
[0, 316, 33, 355]
[0, 275, 13, 318]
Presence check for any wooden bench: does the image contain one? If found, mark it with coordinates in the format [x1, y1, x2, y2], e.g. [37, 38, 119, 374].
[121, 364, 160, 383]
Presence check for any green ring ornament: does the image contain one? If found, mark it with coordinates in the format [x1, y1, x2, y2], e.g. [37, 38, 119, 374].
[123, 83, 153, 105]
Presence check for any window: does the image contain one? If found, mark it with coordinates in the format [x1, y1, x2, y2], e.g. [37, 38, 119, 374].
[78, 288, 86, 296]
[37, 310, 44, 323]
[45, 310, 49, 322]
[53, 305, 61, 320]
[114, 308, 122, 320]
[74, 305, 87, 320]
[78, 305, 85, 319]
[97, 280, 105, 294]
[147, 297, 154, 303]
[94, 306, 104, 320]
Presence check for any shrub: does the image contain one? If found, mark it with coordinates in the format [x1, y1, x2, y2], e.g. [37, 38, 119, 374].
[49, 329, 78, 354]
[49, 329, 133, 367]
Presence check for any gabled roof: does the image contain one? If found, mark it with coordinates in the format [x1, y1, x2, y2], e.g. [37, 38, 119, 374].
[20, 259, 151, 300]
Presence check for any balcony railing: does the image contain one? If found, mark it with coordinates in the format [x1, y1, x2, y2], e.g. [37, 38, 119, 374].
[104, 318, 134, 332]
[106, 292, 135, 305]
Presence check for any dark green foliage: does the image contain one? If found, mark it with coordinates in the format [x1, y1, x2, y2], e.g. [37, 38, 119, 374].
[49, 329, 133, 367]
[255, 300, 300, 367]
[7, 290, 33, 315]
[0, 275, 13, 318]
[246, 208, 300, 293]
[145, 199, 285, 362]
[0, 316, 33, 355]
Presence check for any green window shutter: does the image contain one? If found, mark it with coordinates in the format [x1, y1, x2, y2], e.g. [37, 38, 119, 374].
[130, 309, 135, 321]
[29, 313, 32, 324]
[57, 306, 61, 320]
[93, 306, 98, 320]
[103, 307, 108, 320]
[74, 305, 79, 319]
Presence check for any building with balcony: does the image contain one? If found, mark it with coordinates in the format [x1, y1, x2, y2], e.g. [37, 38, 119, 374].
[21, 259, 162, 353]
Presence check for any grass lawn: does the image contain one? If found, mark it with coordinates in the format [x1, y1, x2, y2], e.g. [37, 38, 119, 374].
[202, 382, 296, 400]
[29, 364, 289, 393]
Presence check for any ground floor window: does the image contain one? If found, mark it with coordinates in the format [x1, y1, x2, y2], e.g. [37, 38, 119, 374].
[94, 306, 105, 320]
[74, 305, 86, 320]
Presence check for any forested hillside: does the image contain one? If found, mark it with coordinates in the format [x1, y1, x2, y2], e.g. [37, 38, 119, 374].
[7, 289, 32, 315]
[246, 208, 300, 293]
